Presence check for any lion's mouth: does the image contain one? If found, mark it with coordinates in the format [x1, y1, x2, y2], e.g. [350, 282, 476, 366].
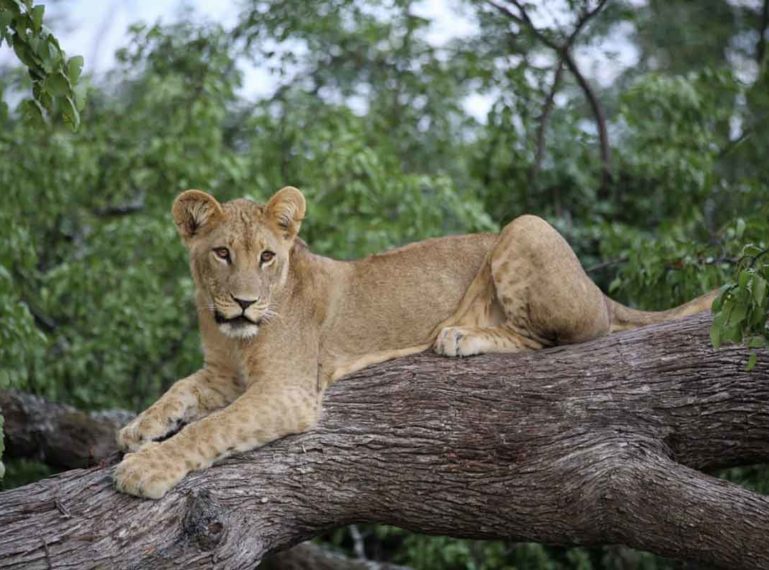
[214, 312, 262, 327]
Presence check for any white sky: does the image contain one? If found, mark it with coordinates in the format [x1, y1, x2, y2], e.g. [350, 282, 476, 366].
[1, 0, 640, 120]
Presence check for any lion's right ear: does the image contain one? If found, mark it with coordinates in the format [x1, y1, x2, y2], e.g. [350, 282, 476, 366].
[172, 190, 224, 241]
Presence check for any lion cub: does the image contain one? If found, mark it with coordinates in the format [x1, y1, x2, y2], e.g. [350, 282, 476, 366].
[114, 187, 714, 498]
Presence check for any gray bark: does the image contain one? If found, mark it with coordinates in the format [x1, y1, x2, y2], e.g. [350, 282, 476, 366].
[1, 313, 768, 569]
[0, 392, 406, 570]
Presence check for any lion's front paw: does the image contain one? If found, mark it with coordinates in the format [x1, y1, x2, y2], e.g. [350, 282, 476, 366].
[117, 414, 179, 453]
[434, 326, 483, 357]
[113, 443, 186, 500]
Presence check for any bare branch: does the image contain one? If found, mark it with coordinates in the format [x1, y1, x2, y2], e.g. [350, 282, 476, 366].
[585, 255, 628, 274]
[486, 0, 613, 194]
[560, 47, 612, 192]
[758, 0, 769, 67]
[530, 58, 565, 187]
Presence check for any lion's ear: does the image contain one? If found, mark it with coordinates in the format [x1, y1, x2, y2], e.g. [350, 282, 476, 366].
[265, 186, 306, 239]
[172, 190, 224, 241]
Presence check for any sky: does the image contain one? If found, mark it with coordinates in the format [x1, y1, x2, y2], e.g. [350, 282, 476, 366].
[1, 0, 640, 120]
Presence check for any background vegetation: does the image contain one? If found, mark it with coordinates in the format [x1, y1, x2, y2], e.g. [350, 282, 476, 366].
[2, 0, 769, 567]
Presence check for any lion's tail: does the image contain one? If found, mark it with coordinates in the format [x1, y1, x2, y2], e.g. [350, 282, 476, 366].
[607, 289, 719, 333]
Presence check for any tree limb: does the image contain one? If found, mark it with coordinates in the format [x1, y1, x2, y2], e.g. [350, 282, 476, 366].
[1, 314, 769, 569]
[0, 392, 409, 570]
[487, 0, 612, 194]
[530, 58, 565, 188]
[758, 0, 769, 67]
[560, 46, 612, 193]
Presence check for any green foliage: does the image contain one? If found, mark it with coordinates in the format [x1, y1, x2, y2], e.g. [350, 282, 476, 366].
[0, 20, 493, 411]
[617, 70, 737, 222]
[710, 244, 769, 369]
[325, 525, 676, 569]
[0, 458, 52, 489]
[3, 0, 769, 567]
[0, 0, 85, 128]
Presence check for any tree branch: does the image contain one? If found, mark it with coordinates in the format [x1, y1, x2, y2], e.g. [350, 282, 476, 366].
[0, 391, 409, 570]
[530, 58, 565, 188]
[2, 314, 769, 568]
[487, 0, 612, 194]
[758, 0, 769, 68]
[560, 46, 612, 193]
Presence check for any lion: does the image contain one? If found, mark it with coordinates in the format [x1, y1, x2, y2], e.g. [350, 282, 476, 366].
[114, 187, 716, 498]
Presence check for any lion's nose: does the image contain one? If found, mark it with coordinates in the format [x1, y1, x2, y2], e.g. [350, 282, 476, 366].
[232, 296, 257, 310]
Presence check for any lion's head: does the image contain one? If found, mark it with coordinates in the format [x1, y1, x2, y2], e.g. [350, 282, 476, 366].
[171, 187, 306, 339]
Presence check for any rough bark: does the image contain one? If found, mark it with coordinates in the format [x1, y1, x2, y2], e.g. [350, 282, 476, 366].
[1, 314, 769, 569]
[0, 392, 406, 570]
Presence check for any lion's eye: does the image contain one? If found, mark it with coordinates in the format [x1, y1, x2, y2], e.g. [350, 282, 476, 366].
[260, 250, 275, 264]
[213, 247, 230, 261]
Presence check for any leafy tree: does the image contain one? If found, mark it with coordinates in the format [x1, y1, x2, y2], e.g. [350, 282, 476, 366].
[3, 0, 769, 567]
[0, 0, 84, 127]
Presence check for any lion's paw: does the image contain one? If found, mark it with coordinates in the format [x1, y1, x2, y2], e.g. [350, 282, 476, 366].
[433, 326, 484, 357]
[113, 443, 186, 500]
[117, 414, 179, 453]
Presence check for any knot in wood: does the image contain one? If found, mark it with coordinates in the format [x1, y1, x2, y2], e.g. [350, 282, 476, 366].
[182, 489, 226, 551]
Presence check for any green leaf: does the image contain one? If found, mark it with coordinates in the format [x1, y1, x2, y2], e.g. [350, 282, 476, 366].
[61, 95, 80, 130]
[0, 11, 13, 35]
[67, 54, 83, 83]
[30, 4, 44, 32]
[19, 98, 44, 125]
[12, 38, 40, 70]
[45, 71, 69, 97]
[728, 298, 749, 326]
[746, 351, 758, 372]
[752, 275, 767, 306]
[710, 323, 721, 349]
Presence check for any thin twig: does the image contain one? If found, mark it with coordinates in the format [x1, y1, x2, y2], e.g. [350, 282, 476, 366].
[586, 256, 628, 274]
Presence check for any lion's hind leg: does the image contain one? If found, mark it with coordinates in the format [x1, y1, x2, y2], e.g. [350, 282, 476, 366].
[489, 215, 611, 347]
[434, 214, 611, 358]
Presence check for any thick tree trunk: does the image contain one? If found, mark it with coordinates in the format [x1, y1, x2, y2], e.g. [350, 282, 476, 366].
[1, 314, 769, 569]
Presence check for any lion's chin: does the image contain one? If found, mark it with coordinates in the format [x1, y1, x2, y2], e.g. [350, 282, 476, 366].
[218, 322, 260, 339]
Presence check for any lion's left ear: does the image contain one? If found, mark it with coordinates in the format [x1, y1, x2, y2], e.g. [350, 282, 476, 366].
[265, 186, 306, 239]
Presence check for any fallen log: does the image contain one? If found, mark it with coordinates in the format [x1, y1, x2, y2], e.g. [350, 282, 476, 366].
[1, 313, 768, 569]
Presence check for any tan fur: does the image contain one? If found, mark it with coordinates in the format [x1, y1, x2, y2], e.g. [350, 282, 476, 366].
[115, 191, 715, 499]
